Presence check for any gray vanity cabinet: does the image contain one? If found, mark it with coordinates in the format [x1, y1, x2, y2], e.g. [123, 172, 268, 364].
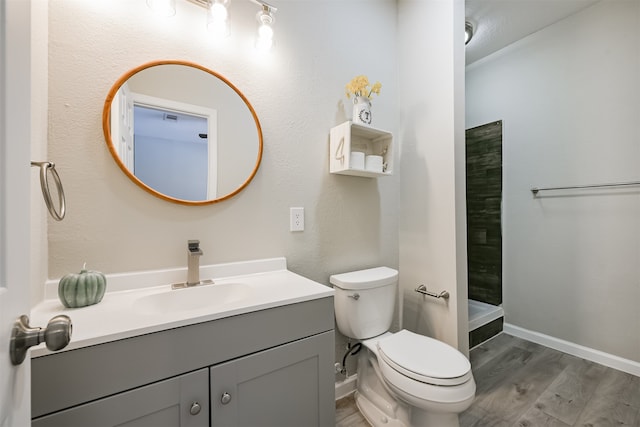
[210, 331, 333, 427]
[32, 369, 209, 427]
[31, 298, 335, 427]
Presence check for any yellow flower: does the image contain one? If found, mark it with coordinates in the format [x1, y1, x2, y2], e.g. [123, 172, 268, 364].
[345, 75, 382, 101]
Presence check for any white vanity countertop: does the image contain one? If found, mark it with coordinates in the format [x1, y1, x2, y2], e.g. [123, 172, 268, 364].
[30, 257, 333, 358]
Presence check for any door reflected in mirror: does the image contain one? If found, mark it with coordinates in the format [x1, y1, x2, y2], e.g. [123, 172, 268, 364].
[103, 60, 263, 205]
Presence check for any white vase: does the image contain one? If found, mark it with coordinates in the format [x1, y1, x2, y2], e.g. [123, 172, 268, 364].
[352, 96, 372, 125]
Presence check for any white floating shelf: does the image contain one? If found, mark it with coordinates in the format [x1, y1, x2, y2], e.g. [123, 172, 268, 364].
[329, 121, 393, 178]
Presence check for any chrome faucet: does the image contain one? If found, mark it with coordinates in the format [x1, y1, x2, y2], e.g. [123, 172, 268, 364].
[171, 240, 215, 290]
[186, 240, 203, 286]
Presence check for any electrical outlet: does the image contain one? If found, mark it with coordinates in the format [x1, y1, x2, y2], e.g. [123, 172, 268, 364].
[290, 207, 304, 231]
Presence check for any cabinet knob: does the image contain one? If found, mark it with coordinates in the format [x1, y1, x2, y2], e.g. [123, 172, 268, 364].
[190, 402, 201, 415]
[221, 392, 232, 405]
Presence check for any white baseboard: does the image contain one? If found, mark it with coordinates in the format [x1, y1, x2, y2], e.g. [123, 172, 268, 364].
[503, 323, 640, 377]
[335, 374, 357, 400]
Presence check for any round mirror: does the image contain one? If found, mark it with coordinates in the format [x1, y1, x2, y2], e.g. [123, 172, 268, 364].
[102, 60, 263, 205]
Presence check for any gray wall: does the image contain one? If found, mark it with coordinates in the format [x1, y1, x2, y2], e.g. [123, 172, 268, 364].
[397, 0, 468, 351]
[466, 0, 640, 362]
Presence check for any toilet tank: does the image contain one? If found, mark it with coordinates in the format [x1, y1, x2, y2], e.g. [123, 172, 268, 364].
[330, 267, 398, 340]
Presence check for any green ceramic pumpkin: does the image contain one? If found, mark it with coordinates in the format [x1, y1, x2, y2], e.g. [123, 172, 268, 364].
[58, 264, 106, 308]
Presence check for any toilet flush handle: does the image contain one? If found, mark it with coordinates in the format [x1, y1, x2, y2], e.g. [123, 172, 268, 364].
[348, 293, 360, 301]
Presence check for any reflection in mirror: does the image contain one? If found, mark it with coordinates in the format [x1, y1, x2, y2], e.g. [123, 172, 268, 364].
[103, 60, 263, 205]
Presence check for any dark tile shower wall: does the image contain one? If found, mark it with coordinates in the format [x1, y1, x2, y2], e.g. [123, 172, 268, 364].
[466, 121, 503, 306]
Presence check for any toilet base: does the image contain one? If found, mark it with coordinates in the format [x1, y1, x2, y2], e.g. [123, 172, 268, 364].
[355, 391, 407, 427]
[355, 389, 462, 427]
[356, 390, 462, 427]
[355, 344, 471, 427]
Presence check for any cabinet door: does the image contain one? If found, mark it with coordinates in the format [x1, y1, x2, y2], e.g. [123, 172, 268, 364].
[210, 331, 335, 427]
[32, 368, 209, 427]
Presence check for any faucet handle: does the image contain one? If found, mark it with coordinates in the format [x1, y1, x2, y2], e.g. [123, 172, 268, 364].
[188, 240, 202, 254]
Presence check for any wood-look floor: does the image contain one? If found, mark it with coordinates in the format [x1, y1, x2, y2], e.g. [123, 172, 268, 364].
[335, 333, 640, 426]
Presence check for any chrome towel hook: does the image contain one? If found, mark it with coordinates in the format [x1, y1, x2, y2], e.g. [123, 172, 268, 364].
[31, 161, 66, 221]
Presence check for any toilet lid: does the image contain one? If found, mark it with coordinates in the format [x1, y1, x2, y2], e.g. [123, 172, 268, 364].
[377, 330, 472, 386]
[330, 267, 398, 290]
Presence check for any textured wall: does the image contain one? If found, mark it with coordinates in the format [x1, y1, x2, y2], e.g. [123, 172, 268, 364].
[43, 0, 399, 373]
[45, 0, 398, 279]
[397, 0, 468, 351]
[466, 0, 640, 362]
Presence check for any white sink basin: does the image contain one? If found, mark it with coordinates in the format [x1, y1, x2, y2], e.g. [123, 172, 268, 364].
[134, 282, 251, 314]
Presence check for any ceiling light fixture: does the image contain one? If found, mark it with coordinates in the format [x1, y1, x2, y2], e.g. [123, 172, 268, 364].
[147, 0, 280, 50]
[147, 0, 177, 17]
[465, 21, 474, 45]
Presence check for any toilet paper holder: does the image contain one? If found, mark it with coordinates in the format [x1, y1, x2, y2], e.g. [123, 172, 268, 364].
[415, 285, 449, 300]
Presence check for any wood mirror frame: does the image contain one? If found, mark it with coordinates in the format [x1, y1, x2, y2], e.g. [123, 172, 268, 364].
[102, 60, 263, 206]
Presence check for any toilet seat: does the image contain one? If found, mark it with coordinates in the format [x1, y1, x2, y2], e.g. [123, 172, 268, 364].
[377, 330, 472, 386]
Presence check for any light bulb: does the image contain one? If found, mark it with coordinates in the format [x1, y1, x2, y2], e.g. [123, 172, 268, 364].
[147, 0, 176, 17]
[256, 24, 273, 51]
[210, 2, 228, 21]
[255, 11, 274, 52]
[258, 23, 273, 40]
[207, 2, 230, 38]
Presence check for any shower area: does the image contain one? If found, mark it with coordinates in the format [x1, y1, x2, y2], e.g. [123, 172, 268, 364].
[466, 120, 504, 347]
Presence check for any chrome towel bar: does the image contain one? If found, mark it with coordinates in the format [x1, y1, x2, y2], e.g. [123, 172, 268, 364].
[415, 285, 449, 300]
[531, 180, 640, 195]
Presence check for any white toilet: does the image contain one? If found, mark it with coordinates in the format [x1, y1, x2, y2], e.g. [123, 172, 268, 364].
[330, 267, 476, 427]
